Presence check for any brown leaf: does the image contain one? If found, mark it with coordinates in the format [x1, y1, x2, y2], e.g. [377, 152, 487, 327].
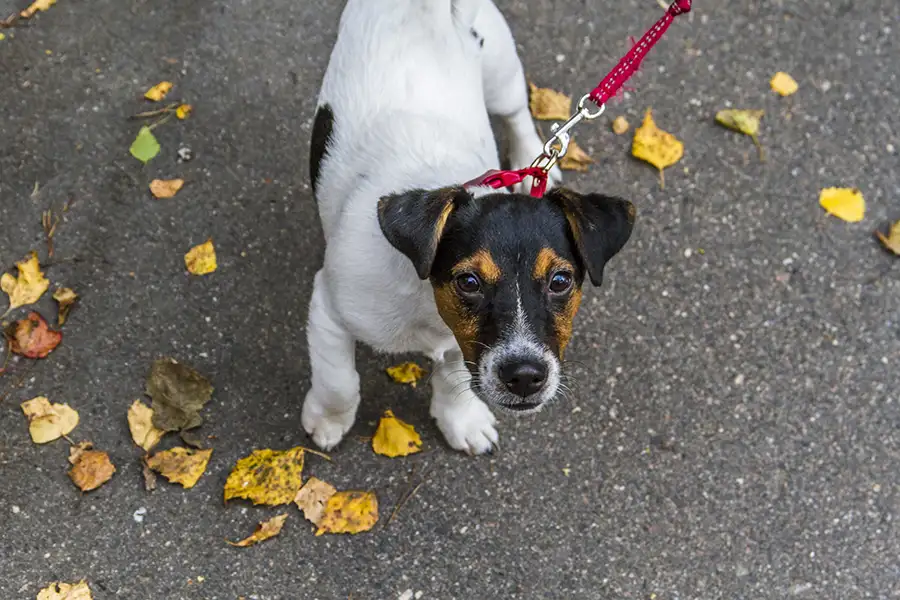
[559, 140, 594, 172]
[5, 312, 62, 358]
[875, 220, 900, 255]
[68, 449, 116, 492]
[147, 357, 214, 432]
[149, 179, 185, 199]
[227, 514, 288, 547]
[68, 441, 93, 464]
[146, 447, 212, 488]
[528, 83, 572, 121]
[53, 287, 78, 326]
[294, 476, 337, 526]
[141, 457, 158, 492]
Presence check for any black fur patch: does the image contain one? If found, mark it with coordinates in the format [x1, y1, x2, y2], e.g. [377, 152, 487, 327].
[309, 104, 335, 197]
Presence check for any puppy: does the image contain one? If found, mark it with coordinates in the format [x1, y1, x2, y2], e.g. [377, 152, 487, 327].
[304, 0, 634, 455]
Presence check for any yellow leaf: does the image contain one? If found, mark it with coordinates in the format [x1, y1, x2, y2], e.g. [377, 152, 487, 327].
[1, 252, 50, 311]
[37, 581, 93, 600]
[21, 396, 79, 444]
[715, 109, 765, 160]
[52, 287, 77, 326]
[875, 220, 900, 255]
[385, 362, 426, 387]
[176, 104, 193, 119]
[632, 108, 683, 189]
[224, 447, 305, 506]
[127, 399, 166, 451]
[372, 410, 422, 458]
[315, 491, 379, 536]
[149, 178, 185, 199]
[20, 0, 56, 19]
[146, 447, 212, 488]
[294, 476, 337, 526]
[184, 239, 217, 275]
[819, 187, 865, 223]
[144, 81, 173, 102]
[771, 72, 799, 97]
[528, 83, 572, 121]
[227, 514, 288, 547]
[559, 140, 594, 172]
[611, 116, 630, 135]
[68, 448, 115, 492]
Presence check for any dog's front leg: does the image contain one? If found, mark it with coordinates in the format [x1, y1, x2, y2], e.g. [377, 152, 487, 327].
[301, 271, 360, 450]
[430, 350, 499, 455]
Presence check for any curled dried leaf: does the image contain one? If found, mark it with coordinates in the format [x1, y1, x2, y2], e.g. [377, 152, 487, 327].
[128, 399, 166, 451]
[228, 514, 288, 547]
[68, 449, 116, 492]
[53, 287, 78, 326]
[294, 476, 337, 526]
[875, 220, 900, 255]
[149, 179, 185, 199]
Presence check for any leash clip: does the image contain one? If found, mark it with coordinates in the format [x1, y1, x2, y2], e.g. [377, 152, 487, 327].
[533, 94, 606, 173]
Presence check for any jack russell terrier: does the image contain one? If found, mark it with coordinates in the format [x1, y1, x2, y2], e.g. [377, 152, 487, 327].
[303, 0, 635, 455]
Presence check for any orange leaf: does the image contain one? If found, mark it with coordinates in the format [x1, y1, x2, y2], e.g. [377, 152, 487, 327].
[5, 312, 62, 358]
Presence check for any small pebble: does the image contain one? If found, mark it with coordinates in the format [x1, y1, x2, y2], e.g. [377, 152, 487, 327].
[133, 507, 148, 523]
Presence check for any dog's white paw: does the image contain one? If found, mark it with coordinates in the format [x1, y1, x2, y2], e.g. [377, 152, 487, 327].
[301, 393, 356, 451]
[431, 394, 499, 455]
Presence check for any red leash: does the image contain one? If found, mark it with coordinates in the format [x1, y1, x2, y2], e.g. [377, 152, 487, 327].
[464, 0, 692, 197]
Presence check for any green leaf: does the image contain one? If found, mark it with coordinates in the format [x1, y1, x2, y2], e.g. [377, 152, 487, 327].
[130, 126, 160, 163]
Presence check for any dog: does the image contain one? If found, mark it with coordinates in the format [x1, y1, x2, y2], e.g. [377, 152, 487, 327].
[303, 0, 635, 455]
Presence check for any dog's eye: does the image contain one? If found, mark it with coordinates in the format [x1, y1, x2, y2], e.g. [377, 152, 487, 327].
[549, 271, 573, 294]
[455, 273, 482, 295]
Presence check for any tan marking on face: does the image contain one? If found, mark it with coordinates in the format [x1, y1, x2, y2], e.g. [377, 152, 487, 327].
[533, 247, 575, 281]
[433, 283, 480, 363]
[453, 249, 501, 285]
[431, 197, 455, 255]
[554, 288, 583, 358]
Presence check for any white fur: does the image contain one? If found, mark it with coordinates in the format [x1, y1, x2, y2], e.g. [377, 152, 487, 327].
[303, 0, 560, 454]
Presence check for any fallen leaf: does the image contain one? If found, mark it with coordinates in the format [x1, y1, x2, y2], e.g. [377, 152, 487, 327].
[141, 457, 158, 492]
[180, 430, 206, 449]
[68, 449, 116, 492]
[294, 476, 337, 526]
[316, 491, 379, 536]
[185, 239, 217, 275]
[632, 108, 683, 188]
[372, 410, 422, 458]
[37, 581, 92, 600]
[819, 187, 865, 223]
[146, 447, 212, 489]
[20, 0, 56, 19]
[147, 357, 214, 432]
[5, 312, 62, 358]
[68, 441, 93, 465]
[559, 140, 594, 172]
[715, 109, 765, 160]
[1, 252, 50, 311]
[149, 178, 185, 199]
[227, 514, 288, 547]
[612, 116, 630, 135]
[144, 81, 173, 102]
[529, 83, 572, 121]
[771, 72, 799, 97]
[224, 447, 305, 506]
[52, 287, 77, 326]
[21, 396, 79, 443]
[127, 399, 166, 451]
[875, 220, 900, 255]
[386, 362, 426, 387]
[176, 104, 193, 119]
[130, 126, 160, 164]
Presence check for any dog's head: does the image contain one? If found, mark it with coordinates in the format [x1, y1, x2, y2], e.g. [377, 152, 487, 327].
[378, 186, 634, 413]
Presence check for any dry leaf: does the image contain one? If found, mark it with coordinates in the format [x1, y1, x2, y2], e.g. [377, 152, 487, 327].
[21, 396, 79, 443]
[20, 0, 56, 19]
[372, 410, 422, 458]
[819, 187, 865, 223]
[176, 104, 193, 119]
[386, 362, 426, 387]
[612, 116, 630, 135]
[144, 81, 173, 102]
[529, 83, 572, 121]
[771, 72, 799, 97]
[68, 441, 93, 465]
[294, 476, 337, 526]
[875, 220, 900, 255]
[146, 447, 212, 488]
[149, 179, 185, 199]
[185, 239, 217, 275]
[5, 312, 62, 358]
[227, 514, 288, 547]
[142, 457, 158, 492]
[147, 357, 214, 432]
[37, 581, 93, 600]
[632, 108, 683, 188]
[127, 399, 166, 451]
[559, 140, 594, 172]
[68, 449, 116, 492]
[2, 252, 50, 311]
[224, 447, 305, 506]
[316, 491, 379, 536]
[53, 287, 77, 326]
[715, 109, 765, 160]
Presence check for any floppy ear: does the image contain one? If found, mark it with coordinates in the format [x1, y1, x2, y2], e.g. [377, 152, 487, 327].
[547, 187, 636, 286]
[377, 187, 471, 279]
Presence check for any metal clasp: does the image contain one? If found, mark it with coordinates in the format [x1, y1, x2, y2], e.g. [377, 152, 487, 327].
[531, 94, 605, 174]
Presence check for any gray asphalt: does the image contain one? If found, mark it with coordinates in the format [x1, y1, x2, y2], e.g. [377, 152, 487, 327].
[1, 1, 898, 599]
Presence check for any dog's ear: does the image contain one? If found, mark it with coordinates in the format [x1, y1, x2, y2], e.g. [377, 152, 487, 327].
[378, 187, 471, 279]
[546, 187, 635, 286]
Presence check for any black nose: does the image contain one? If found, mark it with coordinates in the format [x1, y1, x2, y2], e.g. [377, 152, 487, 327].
[498, 360, 547, 398]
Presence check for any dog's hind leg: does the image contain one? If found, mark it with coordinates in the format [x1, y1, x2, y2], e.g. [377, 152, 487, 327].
[301, 271, 361, 450]
[470, 0, 562, 189]
[430, 350, 499, 455]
